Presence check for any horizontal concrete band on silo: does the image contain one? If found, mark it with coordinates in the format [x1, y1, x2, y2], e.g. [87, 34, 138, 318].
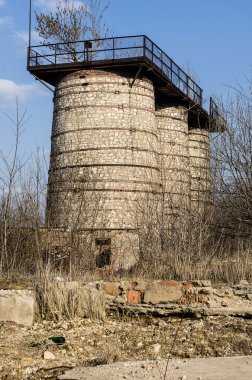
[189, 128, 212, 211]
[47, 69, 160, 237]
[156, 105, 190, 227]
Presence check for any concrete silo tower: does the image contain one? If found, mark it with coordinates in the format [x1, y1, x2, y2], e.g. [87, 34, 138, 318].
[27, 35, 225, 270]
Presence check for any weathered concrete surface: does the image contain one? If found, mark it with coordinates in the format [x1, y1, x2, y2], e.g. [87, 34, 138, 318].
[108, 302, 252, 318]
[143, 282, 182, 304]
[0, 290, 35, 326]
[101, 282, 120, 297]
[59, 356, 252, 380]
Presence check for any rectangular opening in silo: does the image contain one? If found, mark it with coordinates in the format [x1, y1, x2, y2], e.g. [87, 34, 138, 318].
[95, 238, 111, 267]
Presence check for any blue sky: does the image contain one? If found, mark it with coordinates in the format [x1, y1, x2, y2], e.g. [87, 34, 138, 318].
[0, 0, 252, 161]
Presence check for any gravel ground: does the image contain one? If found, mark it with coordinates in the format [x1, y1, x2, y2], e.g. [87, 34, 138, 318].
[0, 315, 251, 379]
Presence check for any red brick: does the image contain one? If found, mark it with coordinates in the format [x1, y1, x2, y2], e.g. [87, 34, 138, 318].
[127, 289, 142, 304]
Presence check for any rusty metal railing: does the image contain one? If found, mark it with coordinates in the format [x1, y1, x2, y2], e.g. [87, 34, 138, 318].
[209, 97, 227, 130]
[27, 35, 203, 105]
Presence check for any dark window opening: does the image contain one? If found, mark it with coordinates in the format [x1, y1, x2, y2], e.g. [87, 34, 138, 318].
[95, 238, 111, 268]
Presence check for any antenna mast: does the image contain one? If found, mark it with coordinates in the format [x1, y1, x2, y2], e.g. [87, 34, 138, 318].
[28, 0, 32, 47]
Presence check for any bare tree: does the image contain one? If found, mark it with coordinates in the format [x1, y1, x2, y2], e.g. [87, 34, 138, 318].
[0, 100, 31, 274]
[35, 0, 110, 61]
[211, 78, 252, 237]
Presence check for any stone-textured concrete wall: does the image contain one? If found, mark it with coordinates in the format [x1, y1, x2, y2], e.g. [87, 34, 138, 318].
[156, 105, 190, 228]
[189, 128, 212, 212]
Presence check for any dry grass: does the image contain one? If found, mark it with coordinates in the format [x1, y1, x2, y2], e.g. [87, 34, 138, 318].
[36, 275, 106, 321]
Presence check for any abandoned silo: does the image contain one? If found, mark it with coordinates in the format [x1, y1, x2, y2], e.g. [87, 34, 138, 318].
[46, 68, 160, 269]
[189, 128, 212, 212]
[156, 105, 190, 234]
[27, 35, 225, 270]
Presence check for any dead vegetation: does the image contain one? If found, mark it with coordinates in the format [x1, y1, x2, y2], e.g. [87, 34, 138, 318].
[36, 277, 106, 321]
[0, 81, 252, 284]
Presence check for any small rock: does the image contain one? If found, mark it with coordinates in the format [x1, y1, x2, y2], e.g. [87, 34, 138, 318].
[60, 321, 69, 330]
[141, 363, 146, 368]
[137, 342, 143, 348]
[153, 343, 161, 353]
[23, 367, 33, 376]
[180, 376, 187, 380]
[221, 301, 229, 307]
[43, 350, 56, 360]
[199, 287, 212, 295]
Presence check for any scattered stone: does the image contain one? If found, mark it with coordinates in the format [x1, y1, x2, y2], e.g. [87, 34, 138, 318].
[153, 343, 161, 353]
[43, 350, 56, 360]
[221, 301, 229, 307]
[199, 287, 212, 295]
[60, 321, 69, 330]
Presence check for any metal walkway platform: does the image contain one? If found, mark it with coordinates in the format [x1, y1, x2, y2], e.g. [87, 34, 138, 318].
[27, 35, 226, 131]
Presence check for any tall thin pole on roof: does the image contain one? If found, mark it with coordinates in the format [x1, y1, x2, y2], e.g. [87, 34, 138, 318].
[28, 0, 32, 47]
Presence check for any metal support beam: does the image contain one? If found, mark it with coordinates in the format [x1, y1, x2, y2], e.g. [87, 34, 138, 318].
[32, 74, 54, 92]
[130, 65, 143, 88]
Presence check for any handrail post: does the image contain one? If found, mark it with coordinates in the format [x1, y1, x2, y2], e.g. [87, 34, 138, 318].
[113, 37, 115, 60]
[27, 47, 30, 68]
[210, 96, 213, 117]
[143, 35, 146, 58]
[36, 52, 38, 66]
[55, 44, 57, 65]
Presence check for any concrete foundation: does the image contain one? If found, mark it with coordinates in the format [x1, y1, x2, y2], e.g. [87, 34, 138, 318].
[0, 290, 35, 326]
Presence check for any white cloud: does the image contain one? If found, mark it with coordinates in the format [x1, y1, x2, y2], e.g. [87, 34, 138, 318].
[34, 0, 58, 11]
[0, 0, 6, 6]
[15, 30, 40, 45]
[0, 79, 47, 107]
[0, 16, 12, 27]
[34, 0, 84, 12]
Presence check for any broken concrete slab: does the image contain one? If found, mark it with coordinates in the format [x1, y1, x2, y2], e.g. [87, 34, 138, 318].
[101, 282, 120, 297]
[143, 282, 182, 304]
[0, 290, 35, 326]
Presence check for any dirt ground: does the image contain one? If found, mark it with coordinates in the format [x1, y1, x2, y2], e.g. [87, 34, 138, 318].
[0, 314, 251, 379]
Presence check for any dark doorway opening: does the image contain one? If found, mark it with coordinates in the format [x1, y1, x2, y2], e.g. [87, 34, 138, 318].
[95, 238, 111, 268]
